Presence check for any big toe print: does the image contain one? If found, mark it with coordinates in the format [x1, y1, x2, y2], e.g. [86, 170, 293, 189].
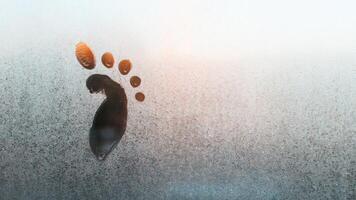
[75, 42, 145, 161]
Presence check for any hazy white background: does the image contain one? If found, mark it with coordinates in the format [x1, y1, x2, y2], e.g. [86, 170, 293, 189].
[1, 0, 356, 59]
[0, 0, 355, 199]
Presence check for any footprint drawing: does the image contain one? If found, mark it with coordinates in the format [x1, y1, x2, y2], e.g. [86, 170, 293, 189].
[75, 42, 145, 161]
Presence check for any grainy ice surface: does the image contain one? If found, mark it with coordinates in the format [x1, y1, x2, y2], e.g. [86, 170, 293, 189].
[1, 45, 355, 200]
[0, 1, 356, 200]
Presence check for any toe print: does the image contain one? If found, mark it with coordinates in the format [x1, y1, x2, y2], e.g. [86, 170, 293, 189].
[130, 76, 141, 88]
[101, 52, 114, 68]
[118, 59, 132, 75]
[135, 92, 145, 102]
[75, 42, 145, 161]
[75, 42, 96, 69]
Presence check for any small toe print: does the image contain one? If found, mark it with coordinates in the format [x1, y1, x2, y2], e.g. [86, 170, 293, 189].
[135, 92, 145, 102]
[130, 76, 141, 88]
[101, 52, 114, 68]
[118, 59, 132, 75]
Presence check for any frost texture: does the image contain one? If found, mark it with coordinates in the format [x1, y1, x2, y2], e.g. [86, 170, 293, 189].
[0, 46, 355, 200]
